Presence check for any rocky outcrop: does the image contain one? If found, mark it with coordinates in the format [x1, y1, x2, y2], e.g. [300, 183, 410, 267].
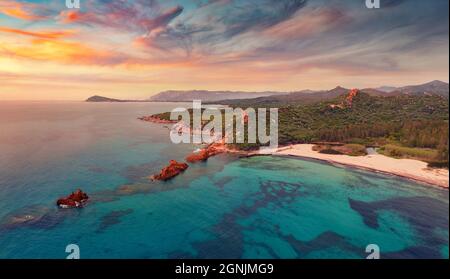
[186, 149, 210, 163]
[329, 89, 360, 109]
[56, 189, 89, 208]
[345, 89, 360, 107]
[186, 143, 226, 163]
[151, 160, 189, 181]
[138, 115, 177, 124]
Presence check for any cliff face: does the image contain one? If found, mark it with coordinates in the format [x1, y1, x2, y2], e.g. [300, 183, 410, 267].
[151, 160, 189, 181]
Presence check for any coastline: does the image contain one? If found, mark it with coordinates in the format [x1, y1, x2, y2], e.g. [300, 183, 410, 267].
[273, 144, 449, 189]
[139, 113, 449, 189]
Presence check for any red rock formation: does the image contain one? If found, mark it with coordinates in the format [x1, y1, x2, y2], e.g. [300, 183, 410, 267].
[346, 88, 359, 107]
[186, 142, 226, 163]
[138, 115, 178, 124]
[186, 149, 209, 163]
[151, 160, 189, 181]
[242, 110, 249, 124]
[56, 189, 89, 208]
[330, 89, 360, 109]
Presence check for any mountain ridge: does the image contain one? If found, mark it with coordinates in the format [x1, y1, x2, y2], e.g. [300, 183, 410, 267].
[85, 80, 448, 103]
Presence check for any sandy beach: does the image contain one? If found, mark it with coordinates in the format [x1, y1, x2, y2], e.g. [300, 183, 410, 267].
[274, 144, 449, 188]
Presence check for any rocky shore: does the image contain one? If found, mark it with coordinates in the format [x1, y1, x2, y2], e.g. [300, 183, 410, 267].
[138, 115, 178, 124]
[186, 142, 227, 163]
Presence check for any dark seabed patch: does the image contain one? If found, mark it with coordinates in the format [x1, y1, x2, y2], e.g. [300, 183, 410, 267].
[349, 196, 448, 230]
[349, 196, 449, 258]
[170, 180, 306, 259]
[0, 205, 75, 231]
[96, 209, 134, 233]
[282, 231, 365, 258]
[213, 176, 235, 191]
[121, 162, 162, 182]
[237, 156, 305, 172]
[382, 246, 443, 259]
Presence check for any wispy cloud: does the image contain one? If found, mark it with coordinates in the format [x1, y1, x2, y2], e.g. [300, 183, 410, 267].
[0, 0, 448, 100]
[0, 0, 52, 20]
[59, 0, 183, 32]
[0, 26, 76, 39]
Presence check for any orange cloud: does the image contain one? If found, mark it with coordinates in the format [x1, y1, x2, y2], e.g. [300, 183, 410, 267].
[1, 38, 124, 65]
[59, 10, 82, 23]
[0, 26, 76, 39]
[0, 0, 45, 20]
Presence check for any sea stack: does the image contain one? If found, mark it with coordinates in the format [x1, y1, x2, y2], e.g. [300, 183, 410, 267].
[56, 189, 89, 208]
[151, 160, 189, 181]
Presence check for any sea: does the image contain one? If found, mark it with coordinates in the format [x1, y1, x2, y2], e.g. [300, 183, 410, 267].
[0, 101, 448, 259]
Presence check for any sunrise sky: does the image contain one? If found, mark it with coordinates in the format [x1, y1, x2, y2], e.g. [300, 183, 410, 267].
[0, 0, 448, 100]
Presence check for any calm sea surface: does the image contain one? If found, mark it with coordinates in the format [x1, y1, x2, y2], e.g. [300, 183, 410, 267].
[0, 101, 448, 259]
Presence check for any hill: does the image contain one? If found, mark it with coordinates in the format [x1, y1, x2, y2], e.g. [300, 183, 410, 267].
[214, 86, 368, 106]
[86, 95, 127, 102]
[215, 81, 448, 106]
[244, 91, 449, 167]
[391, 80, 449, 98]
[148, 90, 286, 102]
[153, 90, 449, 166]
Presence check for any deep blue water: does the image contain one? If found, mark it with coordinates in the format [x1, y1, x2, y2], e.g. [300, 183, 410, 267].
[0, 101, 448, 259]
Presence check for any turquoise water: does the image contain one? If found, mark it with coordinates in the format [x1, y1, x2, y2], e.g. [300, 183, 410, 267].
[0, 101, 448, 259]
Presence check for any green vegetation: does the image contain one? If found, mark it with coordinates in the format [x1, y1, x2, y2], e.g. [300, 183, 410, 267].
[236, 93, 448, 166]
[313, 144, 367, 156]
[148, 92, 449, 168]
[342, 144, 368, 156]
[378, 144, 438, 160]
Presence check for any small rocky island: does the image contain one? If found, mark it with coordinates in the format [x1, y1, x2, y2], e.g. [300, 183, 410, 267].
[151, 160, 189, 181]
[56, 189, 89, 208]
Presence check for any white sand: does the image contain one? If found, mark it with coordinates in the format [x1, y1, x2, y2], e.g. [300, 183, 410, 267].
[275, 144, 449, 188]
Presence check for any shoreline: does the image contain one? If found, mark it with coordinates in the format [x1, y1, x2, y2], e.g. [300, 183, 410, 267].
[273, 144, 449, 189]
[140, 117, 448, 189]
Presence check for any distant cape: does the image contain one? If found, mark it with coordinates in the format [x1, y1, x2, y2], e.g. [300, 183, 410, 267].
[86, 95, 126, 102]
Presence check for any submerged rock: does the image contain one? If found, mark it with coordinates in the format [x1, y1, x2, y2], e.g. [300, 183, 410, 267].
[0, 205, 66, 230]
[151, 160, 189, 181]
[56, 189, 89, 208]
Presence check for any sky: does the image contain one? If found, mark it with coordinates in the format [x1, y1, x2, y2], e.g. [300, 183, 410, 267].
[0, 0, 448, 100]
